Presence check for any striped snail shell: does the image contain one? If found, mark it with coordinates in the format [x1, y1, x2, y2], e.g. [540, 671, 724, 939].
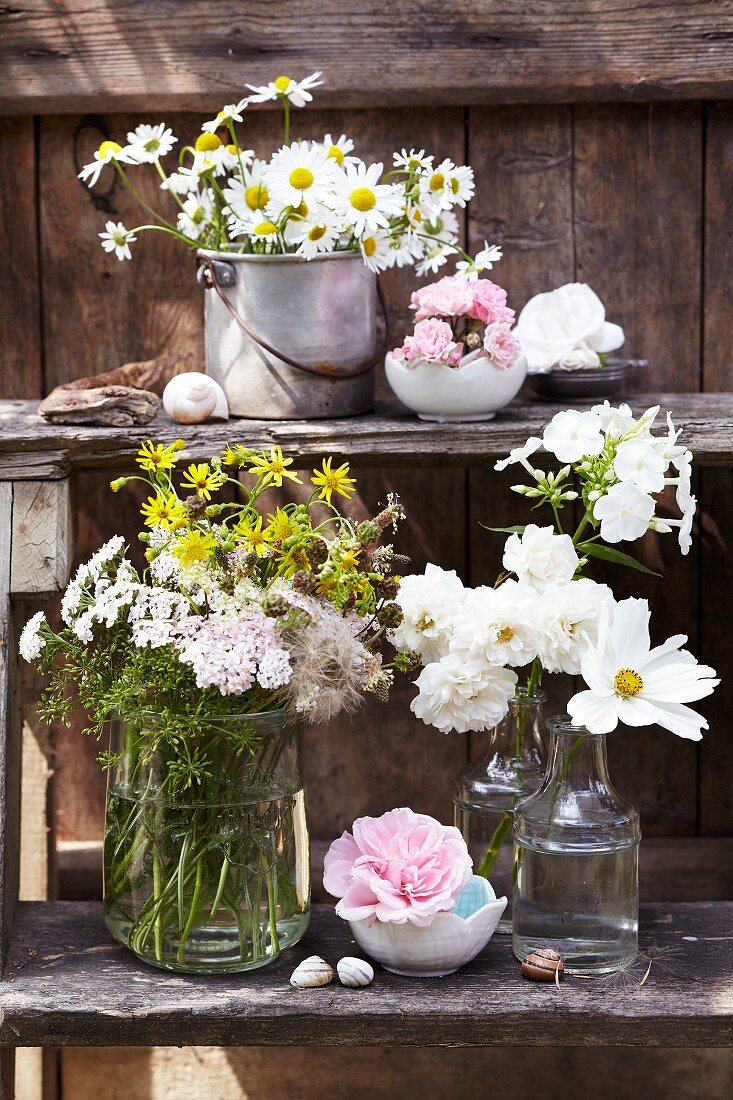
[521, 948, 564, 982]
[162, 372, 229, 424]
[337, 957, 374, 987]
[289, 955, 334, 989]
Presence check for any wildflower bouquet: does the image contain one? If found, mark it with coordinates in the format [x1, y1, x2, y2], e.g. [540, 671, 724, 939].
[20, 440, 405, 972]
[80, 70, 492, 278]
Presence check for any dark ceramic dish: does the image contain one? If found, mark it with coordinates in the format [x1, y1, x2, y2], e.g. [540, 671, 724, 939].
[528, 358, 647, 401]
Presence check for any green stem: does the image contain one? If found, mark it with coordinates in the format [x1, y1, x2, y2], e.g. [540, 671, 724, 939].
[210, 848, 230, 919]
[114, 163, 175, 229]
[152, 844, 163, 961]
[177, 854, 203, 965]
[264, 853, 280, 956]
[282, 95, 291, 145]
[476, 810, 514, 879]
[572, 513, 591, 545]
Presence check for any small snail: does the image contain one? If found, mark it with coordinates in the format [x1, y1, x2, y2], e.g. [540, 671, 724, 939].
[337, 957, 374, 988]
[521, 948, 564, 984]
[289, 955, 334, 989]
[162, 372, 229, 424]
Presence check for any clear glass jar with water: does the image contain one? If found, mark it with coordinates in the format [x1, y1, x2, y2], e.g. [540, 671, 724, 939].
[513, 717, 641, 975]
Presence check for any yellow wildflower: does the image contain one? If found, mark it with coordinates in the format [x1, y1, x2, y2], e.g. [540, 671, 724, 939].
[311, 457, 356, 505]
[136, 440, 181, 474]
[234, 514, 270, 557]
[180, 462, 227, 500]
[265, 507, 300, 543]
[248, 446, 301, 487]
[221, 443, 251, 467]
[140, 492, 187, 530]
[336, 546, 362, 574]
[171, 529, 217, 569]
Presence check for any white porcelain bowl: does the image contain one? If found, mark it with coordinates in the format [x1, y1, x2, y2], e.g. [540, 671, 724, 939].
[348, 876, 507, 977]
[384, 349, 527, 422]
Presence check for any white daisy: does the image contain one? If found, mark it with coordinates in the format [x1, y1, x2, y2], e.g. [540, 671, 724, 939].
[231, 214, 281, 246]
[456, 242, 503, 279]
[568, 597, 718, 740]
[323, 133, 358, 167]
[265, 140, 337, 210]
[289, 210, 341, 260]
[359, 229, 395, 273]
[99, 221, 137, 261]
[418, 158, 457, 213]
[422, 208, 460, 244]
[393, 148, 434, 172]
[125, 123, 177, 164]
[222, 159, 270, 218]
[389, 232, 423, 269]
[415, 242, 457, 278]
[191, 134, 234, 177]
[201, 99, 248, 134]
[176, 192, 214, 241]
[160, 167, 200, 195]
[246, 71, 323, 108]
[333, 161, 403, 238]
[78, 140, 137, 188]
[446, 164, 475, 208]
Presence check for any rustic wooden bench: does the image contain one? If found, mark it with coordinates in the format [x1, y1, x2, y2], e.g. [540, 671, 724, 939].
[1, 396, 732, 1097]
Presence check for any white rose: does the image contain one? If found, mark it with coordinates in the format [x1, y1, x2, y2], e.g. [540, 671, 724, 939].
[502, 525, 579, 593]
[453, 581, 538, 668]
[390, 563, 466, 663]
[556, 342, 601, 371]
[535, 579, 615, 675]
[515, 283, 625, 373]
[411, 654, 517, 734]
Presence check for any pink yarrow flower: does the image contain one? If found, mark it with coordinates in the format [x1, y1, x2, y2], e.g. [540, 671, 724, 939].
[483, 321, 521, 369]
[400, 318, 464, 366]
[410, 276, 475, 321]
[323, 807, 474, 927]
[470, 280, 516, 327]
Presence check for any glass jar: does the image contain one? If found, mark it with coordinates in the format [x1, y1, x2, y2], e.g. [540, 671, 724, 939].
[103, 709, 310, 974]
[453, 689, 546, 932]
[513, 717, 641, 976]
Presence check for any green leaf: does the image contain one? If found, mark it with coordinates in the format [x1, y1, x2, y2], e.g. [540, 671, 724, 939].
[578, 541, 662, 577]
[479, 524, 526, 535]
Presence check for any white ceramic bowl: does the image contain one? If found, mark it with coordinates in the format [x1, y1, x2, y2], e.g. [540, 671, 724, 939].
[384, 349, 527, 422]
[348, 876, 507, 977]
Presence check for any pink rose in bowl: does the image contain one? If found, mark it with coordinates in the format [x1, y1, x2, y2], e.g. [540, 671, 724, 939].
[470, 280, 516, 327]
[410, 276, 475, 321]
[483, 321, 522, 369]
[323, 807, 474, 927]
[401, 318, 464, 366]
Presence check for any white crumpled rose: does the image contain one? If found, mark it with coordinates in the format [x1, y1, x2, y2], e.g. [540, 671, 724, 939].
[557, 342, 601, 371]
[515, 283, 625, 373]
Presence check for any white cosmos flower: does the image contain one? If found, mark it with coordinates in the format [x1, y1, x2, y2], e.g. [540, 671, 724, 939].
[412, 655, 517, 734]
[543, 408, 604, 463]
[502, 524, 579, 593]
[176, 192, 213, 240]
[516, 283, 625, 373]
[593, 481, 655, 543]
[455, 243, 503, 280]
[334, 161, 403, 237]
[614, 438, 666, 494]
[78, 140, 137, 187]
[19, 611, 47, 663]
[453, 581, 538, 668]
[535, 578, 615, 675]
[99, 221, 137, 261]
[222, 159, 270, 218]
[160, 167, 200, 195]
[201, 99, 248, 134]
[323, 133, 358, 167]
[265, 140, 337, 210]
[125, 123, 177, 163]
[394, 148, 434, 171]
[359, 229, 395, 273]
[568, 597, 718, 740]
[390, 564, 466, 664]
[246, 71, 323, 108]
[494, 436, 543, 475]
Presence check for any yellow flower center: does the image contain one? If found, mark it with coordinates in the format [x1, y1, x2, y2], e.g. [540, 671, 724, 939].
[430, 171, 445, 191]
[362, 236, 377, 257]
[412, 209, 423, 223]
[195, 133, 221, 152]
[274, 76, 292, 92]
[254, 221, 277, 236]
[245, 184, 269, 210]
[289, 200, 309, 216]
[226, 143, 239, 155]
[350, 187, 376, 212]
[191, 205, 206, 225]
[328, 144, 344, 164]
[497, 627, 514, 644]
[308, 224, 327, 241]
[289, 167, 314, 191]
[614, 668, 644, 698]
[99, 140, 122, 159]
[450, 177, 460, 193]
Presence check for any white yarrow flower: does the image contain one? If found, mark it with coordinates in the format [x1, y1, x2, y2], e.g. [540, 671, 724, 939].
[502, 525, 580, 593]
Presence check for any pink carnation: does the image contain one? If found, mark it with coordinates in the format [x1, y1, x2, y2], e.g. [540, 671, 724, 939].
[401, 318, 464, 366]
[410, 276, 475, 321]
[483, 322, 522, 369]
[470, 280, 516, 327]
[323, 807, 474, 927]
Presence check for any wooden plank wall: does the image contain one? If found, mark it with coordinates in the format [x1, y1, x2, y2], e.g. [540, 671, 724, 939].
[2, 101, 731, 853]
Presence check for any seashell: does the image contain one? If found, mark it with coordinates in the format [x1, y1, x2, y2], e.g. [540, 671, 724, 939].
[337, 957, 374, 988]
[521, 948, 564, 983]
[289, 955, 334, 989]
[162, 372, 229, 424]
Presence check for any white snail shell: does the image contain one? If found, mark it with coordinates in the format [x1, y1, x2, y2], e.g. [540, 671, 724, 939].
[162, 372, 229, 424]
[289, 955, 334, 989]
[337, 957, 374, 987]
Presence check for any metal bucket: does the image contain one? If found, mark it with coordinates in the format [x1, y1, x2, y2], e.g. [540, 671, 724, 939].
[197, 249, 377, 419]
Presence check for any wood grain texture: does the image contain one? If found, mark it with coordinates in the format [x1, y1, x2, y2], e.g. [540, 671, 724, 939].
[2, 901, 732, 1048]
[704, 102, 733, 393]
[10, 481, 71, 598]
[1, 2, 732, 114]
[0, 485, 21, 975]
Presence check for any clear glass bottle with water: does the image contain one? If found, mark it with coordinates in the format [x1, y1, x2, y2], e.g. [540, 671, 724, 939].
[453, 689, 546, 933]
[513, 717, 641, 976]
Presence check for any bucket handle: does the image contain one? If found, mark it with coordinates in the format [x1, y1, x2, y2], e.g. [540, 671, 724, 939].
[199, 256, 389, 380]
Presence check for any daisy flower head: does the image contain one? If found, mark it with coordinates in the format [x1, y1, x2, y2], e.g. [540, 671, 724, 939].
[415, 242, 457, 278]
[418, 158, 459, 214]
[393, 148, 434, 172]
[289, 210, 342, 260]
[422, 208, 460, 245]
[99, 221, 137, 262]
[311, 457, 356, 505]
[568, 597, 719, 740]
[360, 229, 396, 273]
[246, 71, 323, 108]
[456, 242, 503, 280]
[160, 167, 200, 196]
[180, 462, 227, 500]
[265, 140, 337, 210]
[192, 133, 232, 176]
[177, 190, 214, 241]
[229, 213, 281, 245]
[78, 140, 137, 188]
[248, 446, 301, 488]
[223, 159, 270, 218]
[323, 133, 358, 167]
[333, 161, 403, 238]
[201, 99, 248, 134]
[125, 123, 177, 164]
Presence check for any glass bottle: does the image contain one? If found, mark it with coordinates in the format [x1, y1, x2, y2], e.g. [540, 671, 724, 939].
[453, 689, 546, 932]
[513, 717, 641, 976]
[104, 709, 310, 974]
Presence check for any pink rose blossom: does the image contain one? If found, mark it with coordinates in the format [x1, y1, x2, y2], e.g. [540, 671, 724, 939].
[323, 807, 474, 927]
[470, 280, 516, 327]
[401, 318, 464, 366]
[483, 322, 521, 369]
[410, 276, 475, 321]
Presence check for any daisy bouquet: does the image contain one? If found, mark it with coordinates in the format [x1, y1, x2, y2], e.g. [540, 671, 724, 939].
[20, 440, 406, 970]
[80, 70, 493, 278]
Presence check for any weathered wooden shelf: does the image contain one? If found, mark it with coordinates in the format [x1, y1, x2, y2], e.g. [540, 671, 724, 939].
[1, 901, 731, 1048]
[2, 394, 733, 480]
